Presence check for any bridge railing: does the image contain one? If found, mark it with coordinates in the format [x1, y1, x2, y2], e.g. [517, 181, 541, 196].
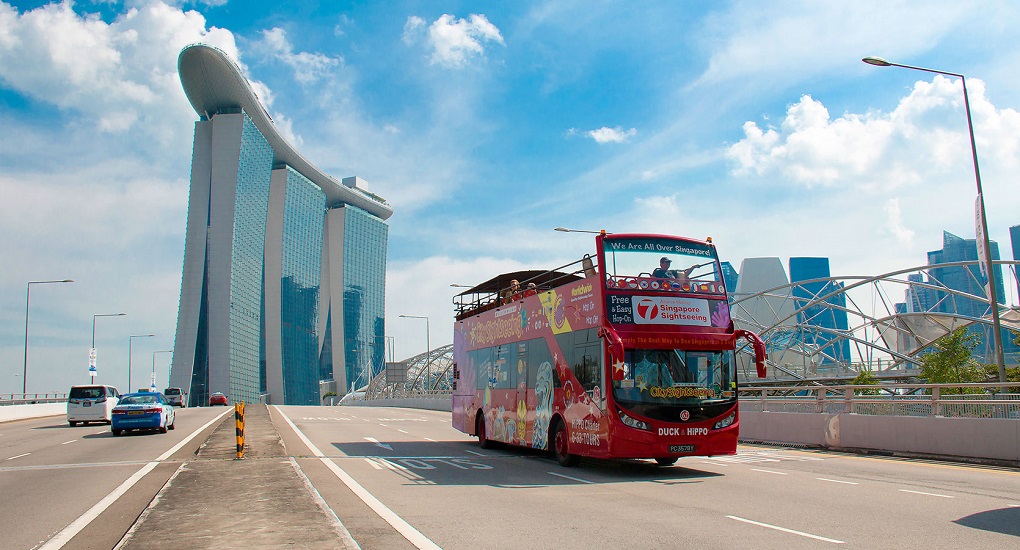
[740, 382, 1020, 419]
[0, 393, 68, 405]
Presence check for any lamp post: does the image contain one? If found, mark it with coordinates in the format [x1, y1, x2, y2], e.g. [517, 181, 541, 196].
[128, 334, 155, 392]
[554, 227, 608, 235]
[23, 279, 74, 394]
[152, 350, 173, 392]
[399, 314, 430, 390]
[863, 56, 1007, 381]
[91, 312, 126, 383]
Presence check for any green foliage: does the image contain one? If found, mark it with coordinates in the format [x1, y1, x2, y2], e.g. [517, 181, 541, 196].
[851, 370, 881, 395]
[321, 391, 338, 400]
[917, 327, 985, 394]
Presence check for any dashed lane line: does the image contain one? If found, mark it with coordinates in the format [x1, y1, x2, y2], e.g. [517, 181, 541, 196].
[727, 516, 844, 544]
[62, 440, 77, 445]
[6, 453, 30, 460]
[899, 489, 953, 499]
[547, 471, 594, 484]
[817, 478, 858, 485]
[750, 468, 787, 475]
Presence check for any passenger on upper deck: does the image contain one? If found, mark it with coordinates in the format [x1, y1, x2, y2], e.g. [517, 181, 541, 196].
[502, 279, 521, 304]
[523, 283, 538, 297]
[652, 257, 696, 283]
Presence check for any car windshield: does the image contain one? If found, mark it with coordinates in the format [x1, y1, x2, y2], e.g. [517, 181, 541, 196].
[612, 348, 736, 405]
[120, 395, 158, 405]
[69, 387, 104, 399]
[164, 388, 181, 395]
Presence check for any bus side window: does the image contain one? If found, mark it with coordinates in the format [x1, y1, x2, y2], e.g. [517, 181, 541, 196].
[473, 348, 492, 390]
[528, 337, 557, 388]
[574, 344, 601, 392]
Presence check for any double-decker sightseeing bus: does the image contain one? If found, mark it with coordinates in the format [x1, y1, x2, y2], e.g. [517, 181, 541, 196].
[451, 232, 766, 467]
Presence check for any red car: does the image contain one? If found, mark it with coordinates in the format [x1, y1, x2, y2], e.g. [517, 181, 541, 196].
[209, 392, 228, 406]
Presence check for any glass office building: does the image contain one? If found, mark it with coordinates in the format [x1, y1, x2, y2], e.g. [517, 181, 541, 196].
[789, 257, 851, 365]
[170, 45, 393, 406]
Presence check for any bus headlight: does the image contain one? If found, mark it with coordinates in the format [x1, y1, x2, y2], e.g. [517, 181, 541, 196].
[713, 412, 736, 430]
[618, 409, 650, 431]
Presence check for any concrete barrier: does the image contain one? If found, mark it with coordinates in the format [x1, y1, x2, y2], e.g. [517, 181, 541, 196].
[0, 403, 66, 423]
[740, 411, 1020, 465]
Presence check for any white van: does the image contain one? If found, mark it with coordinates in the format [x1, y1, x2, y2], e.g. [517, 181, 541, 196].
[67, 385, 121, 426]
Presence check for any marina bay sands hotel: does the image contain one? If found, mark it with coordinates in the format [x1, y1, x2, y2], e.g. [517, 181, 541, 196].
[168, 44, 392, 406]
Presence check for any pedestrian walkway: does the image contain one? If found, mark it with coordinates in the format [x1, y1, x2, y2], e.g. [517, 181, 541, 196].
[118, 404, 358, 549]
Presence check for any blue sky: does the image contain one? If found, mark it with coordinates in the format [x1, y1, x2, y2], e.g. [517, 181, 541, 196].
[2, 0, 1020, 394]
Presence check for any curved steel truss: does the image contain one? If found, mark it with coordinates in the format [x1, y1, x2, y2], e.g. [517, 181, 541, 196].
[730, 260, 1020, 384]
[362, 261, 1020, 395]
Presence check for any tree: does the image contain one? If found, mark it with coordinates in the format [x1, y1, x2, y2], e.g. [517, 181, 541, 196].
[851, 370, 881, 395]
[917, 326, 984, 394]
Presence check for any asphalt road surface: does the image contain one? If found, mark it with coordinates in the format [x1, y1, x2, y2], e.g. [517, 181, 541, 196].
[3, 405, 1018, 549]
[276, 405, 1020, 550]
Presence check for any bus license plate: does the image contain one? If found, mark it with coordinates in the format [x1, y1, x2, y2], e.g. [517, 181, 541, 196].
[669, 445, 695, 453]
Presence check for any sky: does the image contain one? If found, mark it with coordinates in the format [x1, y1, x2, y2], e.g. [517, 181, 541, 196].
[2, 0, 1020, 395]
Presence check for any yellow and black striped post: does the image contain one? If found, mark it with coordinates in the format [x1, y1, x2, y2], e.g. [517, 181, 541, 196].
[235, 401, 245, 459]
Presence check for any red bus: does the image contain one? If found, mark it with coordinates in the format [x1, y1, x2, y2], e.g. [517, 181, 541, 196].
[451, 232, 766, 467]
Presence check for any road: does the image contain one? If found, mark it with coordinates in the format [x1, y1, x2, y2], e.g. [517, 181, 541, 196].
[0, 407, 229, 549]
[277, 406, 1020, 549]
[2, 405, 1018, 549]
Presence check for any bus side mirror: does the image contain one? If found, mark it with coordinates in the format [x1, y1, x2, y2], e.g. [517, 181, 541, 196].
[734, 329, 767, 378]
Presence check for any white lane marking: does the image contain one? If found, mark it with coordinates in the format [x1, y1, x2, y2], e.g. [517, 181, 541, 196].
[727, 516, 844, 544]
[93, 431, 106, 435]
[364, 437, 393, 451]
[751, 468, 787, 475]
[547, 471, 594, 484]
[365, 459, 383, 470]
[6, 453, 30, 460]
[423, 438, 436, 442]
[1010, 504, 1020, 507]
[41, 409, 233, 549]
[701, 461, 729, 466]
[817, 478, 858, 485]
[275, 406, 441, 550]
[62, 440, 77, 445]
[396, 429, 408, 434]
[464, 450, 485, 456]
[899, 489, 953, 499]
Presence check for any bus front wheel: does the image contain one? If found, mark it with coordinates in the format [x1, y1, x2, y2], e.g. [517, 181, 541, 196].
[655, 457, 678, 466]
[477, 415, 493, 449]
[551, 420, 579, 467]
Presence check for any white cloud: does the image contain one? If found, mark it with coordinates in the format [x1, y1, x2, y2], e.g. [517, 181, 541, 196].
[256, 26, 342, 84]
[884, 198, 915, 243]
[0, 1, 237, 139]
[726, 76, 1020, 191]
[404, 13, 505, 68]
[585, 126, 638, 144]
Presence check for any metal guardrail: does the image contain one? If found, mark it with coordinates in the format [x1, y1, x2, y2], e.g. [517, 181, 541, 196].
[0, 393, 68, 405]
[343, 389, 451, 403]
[739, 382, 1020, 419]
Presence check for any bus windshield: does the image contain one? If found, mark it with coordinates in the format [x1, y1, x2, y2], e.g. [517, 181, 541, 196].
[612, 348, 736, 406]
[602, 237, 720, 283]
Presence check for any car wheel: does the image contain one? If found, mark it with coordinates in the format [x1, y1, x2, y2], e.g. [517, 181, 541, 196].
[159, 424, 168, 434]
[112, 429, 122, 436]
[168, 418, 175, 430]
[69, 421, 77, 427]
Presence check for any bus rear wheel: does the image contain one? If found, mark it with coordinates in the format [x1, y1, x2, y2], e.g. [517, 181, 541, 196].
[551, 420, 579, 467]
[655, 457, 678, 466]
[477, 415, 493, 449]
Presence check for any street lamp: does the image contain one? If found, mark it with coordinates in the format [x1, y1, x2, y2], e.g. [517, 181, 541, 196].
[91, 313, 126, 383]
[863, 56, 1007, 381]
[128, 334, 155, 392]
[22, 279, 74, 394]
[399, 314, 430, 390]
[152, 350, 173, 392]
[554, 227, 608, 235]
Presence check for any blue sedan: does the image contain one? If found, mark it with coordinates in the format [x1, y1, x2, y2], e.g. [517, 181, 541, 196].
[111, 392, 176, 436]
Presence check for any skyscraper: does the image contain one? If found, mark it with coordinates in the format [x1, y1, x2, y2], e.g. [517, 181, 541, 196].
[1010, 224, 1020, 300]
[789, 257, 851, 365]
[169, 45, 392, 406]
